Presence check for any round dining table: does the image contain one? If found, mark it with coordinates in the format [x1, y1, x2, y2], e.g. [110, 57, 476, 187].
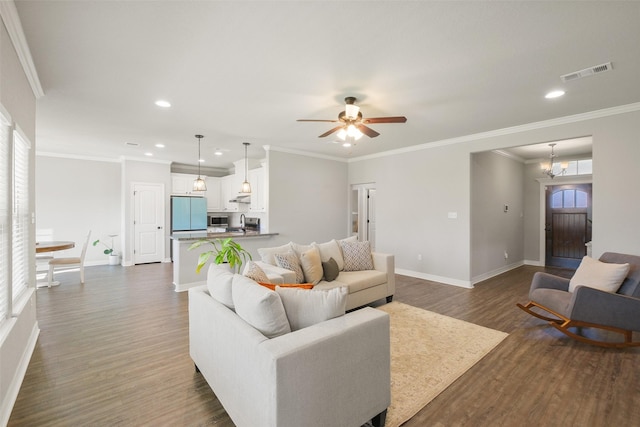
[36, 240, 75, 287]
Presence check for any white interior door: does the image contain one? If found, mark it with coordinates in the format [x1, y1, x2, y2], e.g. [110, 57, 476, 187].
[133, 183, 165, 264]
[367, 189, 376, 250]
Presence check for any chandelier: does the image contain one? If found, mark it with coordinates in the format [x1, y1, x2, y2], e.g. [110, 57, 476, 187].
[541, 143, 568, 179]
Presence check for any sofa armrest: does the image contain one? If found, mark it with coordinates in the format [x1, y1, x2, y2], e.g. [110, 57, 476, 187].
[254, 261, 296, 284]
[569, 286, 640, 331]
[258, 307, 391, 427]
[372, 252, 395, 297]
[529, 272, 570, 298]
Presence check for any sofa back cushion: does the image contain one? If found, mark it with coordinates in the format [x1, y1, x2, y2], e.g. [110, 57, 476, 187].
[275, 286, 348, 331]
[314, 240, 345, 271]
[207, 263, 234, 309]
[257, 242, 293, 265]
[232, 274, 291, 338]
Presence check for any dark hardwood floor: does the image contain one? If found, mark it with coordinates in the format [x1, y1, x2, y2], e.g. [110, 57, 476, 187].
[9, 263, 640, 426]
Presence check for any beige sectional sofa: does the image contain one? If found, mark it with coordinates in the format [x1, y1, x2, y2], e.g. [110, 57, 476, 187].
[254, 238, 395, 311]
[189, 266, 391, 427]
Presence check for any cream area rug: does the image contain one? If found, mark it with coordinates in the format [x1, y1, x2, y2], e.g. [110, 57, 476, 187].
[376, 302, 508, 427]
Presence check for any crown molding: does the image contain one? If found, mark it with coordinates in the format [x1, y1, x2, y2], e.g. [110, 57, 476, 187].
[264, 144, 348, 163]
[349, 102, 640, 163]
[37, 151, 122, 163]
[0, 1, 44, 98]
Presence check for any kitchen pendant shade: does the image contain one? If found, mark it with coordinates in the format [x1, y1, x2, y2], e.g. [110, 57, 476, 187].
[240, 142, 251, 194]
[193, 134, 207, 191]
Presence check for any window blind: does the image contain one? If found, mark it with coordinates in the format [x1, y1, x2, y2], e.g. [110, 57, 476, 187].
[0, 112, 10, 322]
[12, 130, 30, 302]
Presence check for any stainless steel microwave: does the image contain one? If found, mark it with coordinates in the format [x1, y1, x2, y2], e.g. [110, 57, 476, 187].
[208, 215, 229, 227]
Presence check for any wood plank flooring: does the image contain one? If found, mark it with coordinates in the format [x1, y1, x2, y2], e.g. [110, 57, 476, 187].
[8, 263, 640, 426]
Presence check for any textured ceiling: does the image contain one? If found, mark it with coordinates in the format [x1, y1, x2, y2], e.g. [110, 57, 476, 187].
[14, 1, 640, 169]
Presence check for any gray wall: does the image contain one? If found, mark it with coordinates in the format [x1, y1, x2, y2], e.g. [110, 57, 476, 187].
[0, 15, 37, 424]
[35, 155, 121, 265]
[470, 151, 524, 280]
[267, 148, 348, 247]
[349, 107, 640, 287]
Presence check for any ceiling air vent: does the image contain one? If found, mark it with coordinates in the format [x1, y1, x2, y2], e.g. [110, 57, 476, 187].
[560, 62, 613, 82]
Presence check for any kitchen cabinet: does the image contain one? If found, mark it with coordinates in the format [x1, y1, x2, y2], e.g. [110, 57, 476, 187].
[221, 173, 244, 212]
[206, 177, 222, 211]
[171, 173, 206, 196]
[248, 167, 265, 212]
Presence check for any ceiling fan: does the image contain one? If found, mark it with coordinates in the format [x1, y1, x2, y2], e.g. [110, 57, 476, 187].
[297, 96, 407, 139]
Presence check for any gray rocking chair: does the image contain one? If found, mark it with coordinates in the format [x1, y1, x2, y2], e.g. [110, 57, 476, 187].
[517, 252, 640, 348]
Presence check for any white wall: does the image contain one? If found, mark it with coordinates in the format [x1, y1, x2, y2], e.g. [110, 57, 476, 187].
[267, 148, 348, 246]
[0, 12, 38, 425]
[470, 151, 524, 281]
[35, 155, 121, 265]
[349, 105, 640, 286]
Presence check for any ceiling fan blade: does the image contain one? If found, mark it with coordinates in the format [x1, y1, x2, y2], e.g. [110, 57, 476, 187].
[319, 126, 344, 138]
[297, 119, 339, 122]
[356, 124, 380, 138]
[362, 116, 407, 124]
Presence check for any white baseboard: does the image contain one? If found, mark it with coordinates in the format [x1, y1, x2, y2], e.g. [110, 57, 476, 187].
[0, 322, 40, 427]
[471, 261, 524, 285]
[524, 259, 544, 267]
[395, 269, 473, 289]
[174, 280, 206, 292]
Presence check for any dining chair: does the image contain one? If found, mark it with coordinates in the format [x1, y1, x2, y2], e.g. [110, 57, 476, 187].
[36, 228, 55, 273]
[47, 230, 91, 287]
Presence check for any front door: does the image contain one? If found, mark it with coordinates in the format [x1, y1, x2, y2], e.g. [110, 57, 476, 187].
[545, 184, 592, 268]
[133, 183, 165, 264]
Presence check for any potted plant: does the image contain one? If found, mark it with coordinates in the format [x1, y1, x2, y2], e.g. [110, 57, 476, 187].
[93, 234, 120, 265]
[188, 237, 252, 274]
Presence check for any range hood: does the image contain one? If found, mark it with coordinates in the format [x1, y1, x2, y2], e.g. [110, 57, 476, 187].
[228, 194, 251, 204]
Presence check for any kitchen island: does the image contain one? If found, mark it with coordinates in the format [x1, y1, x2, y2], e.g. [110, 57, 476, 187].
[171, 231, 279, 292]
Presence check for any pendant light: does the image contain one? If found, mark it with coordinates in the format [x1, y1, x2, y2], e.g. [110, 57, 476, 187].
[193, 134, 207, 192]
[240, 142, 251, 194]
[541, 143, 568, 179]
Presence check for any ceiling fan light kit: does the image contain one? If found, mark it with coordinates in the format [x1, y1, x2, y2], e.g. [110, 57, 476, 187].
[297, 96, 407, 142]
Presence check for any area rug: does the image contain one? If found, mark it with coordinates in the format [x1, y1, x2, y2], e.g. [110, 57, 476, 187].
[376, 302, 508, 427]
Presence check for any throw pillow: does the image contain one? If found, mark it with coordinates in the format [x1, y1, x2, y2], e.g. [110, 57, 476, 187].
[274, 251, 305, 284]
[314, 240, 345, 271]
[258, 282, 314, 291]
[243, 260, 270, 284]
[569, 256, 630, 293]
[257, 242, 293, 265]
[231, 274, 291, 338]
[207, 263, 234, 309]
[299, 247, 323, 285]
[340, 240, 374, 271]
[322, 257, 339, 282]
[275, 286, 348, 331]
[291, 241, 316, 257]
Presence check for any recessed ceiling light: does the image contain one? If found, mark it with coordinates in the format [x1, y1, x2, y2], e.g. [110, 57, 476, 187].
[144, 152, 153, 156]
[199, 159, 205, 163]
[342, 142, 352, 148]
[155, 143, 165, 148]
[155, 100, 171, 108]
[214, 149, 223, 156]
[545, 90, 565, 99]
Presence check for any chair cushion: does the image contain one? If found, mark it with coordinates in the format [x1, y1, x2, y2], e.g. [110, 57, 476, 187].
[530, 288, 573, 317]
[569, 256, 630, 293]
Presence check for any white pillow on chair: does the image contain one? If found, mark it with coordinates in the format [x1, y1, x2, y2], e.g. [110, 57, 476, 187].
[569, 256, 630, 293]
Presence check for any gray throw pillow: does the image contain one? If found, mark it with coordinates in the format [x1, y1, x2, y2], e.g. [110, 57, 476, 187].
[322, 257, 339, 282]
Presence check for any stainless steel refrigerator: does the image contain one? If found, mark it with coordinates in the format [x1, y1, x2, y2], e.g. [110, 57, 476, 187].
[171, 196, 207, 232]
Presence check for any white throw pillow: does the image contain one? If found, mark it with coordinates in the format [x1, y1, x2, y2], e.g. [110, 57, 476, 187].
[314, 240, 345, 271]
[290, 241, 316, 257]
[243, 260, 270, 284]
[569, 256, 630, 293]
[257, 242, 293, 265]
[275, 286, 348, 331]
[274, 251, 305, 283]
[232, 274, 291, 338]
[299, 247, 323, 285]
[207, 263, 234, 309]
[340, 240, 374, 271]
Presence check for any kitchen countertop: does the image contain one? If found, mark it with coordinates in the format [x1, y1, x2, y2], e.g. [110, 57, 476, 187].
[170, 231, 278, 241]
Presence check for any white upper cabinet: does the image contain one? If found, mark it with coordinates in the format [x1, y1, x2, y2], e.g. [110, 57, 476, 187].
[171, 173, 206, 196]
[248, 167, 265, 212]
[206, 177, 222, 211]
[221, 174, 244, 212]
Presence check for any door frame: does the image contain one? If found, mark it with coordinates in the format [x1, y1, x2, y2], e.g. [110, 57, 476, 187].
[130, 182, 166, 265]
[537, 175, 592, 266]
